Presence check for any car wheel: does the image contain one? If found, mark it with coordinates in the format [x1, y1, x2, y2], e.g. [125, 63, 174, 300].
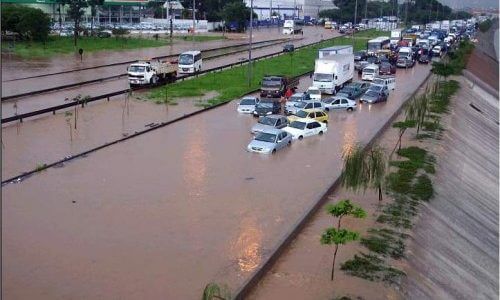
[287, 141, 291, 146]
[272, 149, 276, 154]
[298, 136, 303, 140]
[347, 107, 353, 111]
[324, 120, 328, 124]
[319, 131, 324, 135]
[325, 107, 330, 112]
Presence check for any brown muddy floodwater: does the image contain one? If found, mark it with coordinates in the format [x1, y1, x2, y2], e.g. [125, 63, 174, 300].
[2, 63, 431, 299]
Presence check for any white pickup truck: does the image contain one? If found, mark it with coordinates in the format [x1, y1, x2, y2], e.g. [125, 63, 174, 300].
[127, 60, 177, 87]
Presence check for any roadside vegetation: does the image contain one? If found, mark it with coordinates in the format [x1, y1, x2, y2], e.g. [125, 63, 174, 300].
[336, 41, 470, 294]
[148, 29, 388, 106]
[2, 36, 170, 58]
[431, 40, 474, 77]
[478, 19, 493, 33]
[174, 35, 227, 42]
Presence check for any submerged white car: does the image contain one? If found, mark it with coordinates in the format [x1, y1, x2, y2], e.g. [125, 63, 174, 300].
[307, 86, 322, 101]
[246, 128, 292, 154]
[237, 96, 259, 114]
[283, 118, 328, 140]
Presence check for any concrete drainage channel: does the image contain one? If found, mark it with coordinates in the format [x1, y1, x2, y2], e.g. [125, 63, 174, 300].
[232, 71, 434, 300]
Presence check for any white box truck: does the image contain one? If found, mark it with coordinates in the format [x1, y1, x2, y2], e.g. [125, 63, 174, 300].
[390, 29, 402, 45]
[318, 45, 353, 58]
[312, 54, 354, 94]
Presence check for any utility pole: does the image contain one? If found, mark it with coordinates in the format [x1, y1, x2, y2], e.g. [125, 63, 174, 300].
[169, 0, 173, 40]
[353, 0, 358, 43]
[248, 0, 253, 87]
[364, 0, 367, 21]
[192, 0, 196, 44]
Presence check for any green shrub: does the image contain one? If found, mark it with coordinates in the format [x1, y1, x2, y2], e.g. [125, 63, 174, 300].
[410, 174, 434, 201]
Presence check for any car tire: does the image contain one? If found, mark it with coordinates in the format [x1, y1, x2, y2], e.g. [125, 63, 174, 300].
[325, 107, 329, 112]
[347, 107, 353, 111]
[319, 131, 324, 135]
[287, 141, 291, 146]
[298, 136, 303, 140]
[272, 149, 276, 154]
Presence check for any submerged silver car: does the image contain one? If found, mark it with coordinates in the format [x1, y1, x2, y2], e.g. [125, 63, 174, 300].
[247, 128, 292, 154]
[237, 96, 259, 114]
[251, 115, 289, 134]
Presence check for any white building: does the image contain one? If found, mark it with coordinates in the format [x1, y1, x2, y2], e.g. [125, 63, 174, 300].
[245, 0, 338, 19]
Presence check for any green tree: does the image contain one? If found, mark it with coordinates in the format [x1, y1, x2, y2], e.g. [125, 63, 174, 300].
[220, 1, 255, 32]
[63, 0, 89, 46]
[341, 145, 387, 201]
[202, 282, 231, 300]
[1, 5, 51, 42]
[405, 94, 429, 135]
[321, 199, 366, 280]
[392, 119, 416, 151]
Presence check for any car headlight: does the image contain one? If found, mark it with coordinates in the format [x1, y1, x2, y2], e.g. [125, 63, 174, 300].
[266, 111, 272, 115]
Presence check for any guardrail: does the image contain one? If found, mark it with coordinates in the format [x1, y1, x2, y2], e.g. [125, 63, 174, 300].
[2, 38, 288, 83]
[1, 38, 289, 101]
[2, 35, 337, 124]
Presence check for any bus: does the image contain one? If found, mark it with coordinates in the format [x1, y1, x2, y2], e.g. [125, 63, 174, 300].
[283, 19, 303, 35]
[366, 36, 390, 55]
[178, 51, 202, 74]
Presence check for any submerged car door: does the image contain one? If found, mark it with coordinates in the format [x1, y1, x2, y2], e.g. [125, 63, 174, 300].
[341, 98, 349, 108]
[332, 99, 341, 109]
[305, 122, 315, 136]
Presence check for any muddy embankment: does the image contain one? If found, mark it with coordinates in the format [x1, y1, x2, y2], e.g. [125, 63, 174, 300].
[402, 78, 499, 299]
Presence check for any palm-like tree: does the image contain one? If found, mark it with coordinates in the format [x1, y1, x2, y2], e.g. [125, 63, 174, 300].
[341, 144, 387, 201]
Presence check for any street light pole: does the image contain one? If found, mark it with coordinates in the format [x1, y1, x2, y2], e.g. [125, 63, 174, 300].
[353, 0, 358, 43]
[248, 0, 253, 87]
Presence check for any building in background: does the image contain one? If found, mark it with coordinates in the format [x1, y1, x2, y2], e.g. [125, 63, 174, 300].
[244, 0, 337, 19]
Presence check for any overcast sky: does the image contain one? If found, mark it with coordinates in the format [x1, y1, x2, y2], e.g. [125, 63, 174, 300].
[438, 0, 499, 9]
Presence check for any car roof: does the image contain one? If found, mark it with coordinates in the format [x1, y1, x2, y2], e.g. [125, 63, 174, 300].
[301, 108, 326, 113]
[263, 114, 284, 119]
[181, 50, 201, 55]
[291, 93, 305, 97]
[291, 118, 317, 123]
[259, 128, 283, 135]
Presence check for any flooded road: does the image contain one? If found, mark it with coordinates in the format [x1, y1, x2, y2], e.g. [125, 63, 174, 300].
[2, 29, 333, 118]
[403, 79, 499, 299]
[2, 63, 431, 299]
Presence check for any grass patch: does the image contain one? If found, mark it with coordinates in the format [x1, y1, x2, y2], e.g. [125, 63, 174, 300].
[2, 36, 170, 58]
[410, 174, 434, 201]
[422, 121, 441, 132]
[341, 252, 405, 284]
[360, 228, 407, 259]
[147, 29, 387, 105]
[174, 35, 226, 42]
[479, 19, 493, 33]
[35, 163, 47, 171]
[376, 197, 417, 229]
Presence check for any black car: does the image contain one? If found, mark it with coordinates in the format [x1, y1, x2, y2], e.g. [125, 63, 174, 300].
[354, 50, 368, 61]
[97, 31, 111, 38]
[283, 44, 295, 52]
[418, 54, 430, 64]
[253, 99, 281, 117]
[366, 56, 380, 64]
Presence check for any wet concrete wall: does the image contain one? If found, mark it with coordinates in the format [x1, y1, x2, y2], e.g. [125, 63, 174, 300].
[403, 80, 499, 299]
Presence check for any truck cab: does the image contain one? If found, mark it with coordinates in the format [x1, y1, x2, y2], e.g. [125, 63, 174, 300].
[128, 63, 154, 86]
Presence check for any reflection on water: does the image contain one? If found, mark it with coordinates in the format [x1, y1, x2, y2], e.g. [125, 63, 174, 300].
[341, 115, 358, 156]
[182, 120, 207, 198]
[231, 217, 263, 273]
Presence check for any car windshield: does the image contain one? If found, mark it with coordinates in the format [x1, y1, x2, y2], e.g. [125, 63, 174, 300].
[308, 89, 320, 95]
[368, 42, 380, 51]
[290, 95, 302, 102]
[340, 87, 354, 92]
[240, 98, 256, 105]
[262, 78, 281, 87]
[367, 57, 378, 63]
[129, 65, 145, 72]
[313, 73, 333, 82]
[365, 91, 378, 97]
[178, 54, 194, 65]
[296, 110, 308, 118]
[294, 102, 307, 108]
[289, 121, 306, 130]
[363, 68, 375, 74]
[257, 102, 273, 108]
[254, 132, 277, 143]
[258, 117, 276, 126]
[372, 79, 384, 85]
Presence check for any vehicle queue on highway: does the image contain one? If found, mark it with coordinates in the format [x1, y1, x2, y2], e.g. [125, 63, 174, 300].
[241, 23, 473, 154]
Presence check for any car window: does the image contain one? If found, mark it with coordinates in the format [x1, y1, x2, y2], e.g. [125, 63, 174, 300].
[333, 99, 340, 105]
[306, 123, 314, 129]
[317, 112, 325, 117]
[341, 99, 348, 104]
[314, 103, 321, 108]
[305, 103, 312, 109]
[312, 122, 321, 128]
[275, 119, 281, 126]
